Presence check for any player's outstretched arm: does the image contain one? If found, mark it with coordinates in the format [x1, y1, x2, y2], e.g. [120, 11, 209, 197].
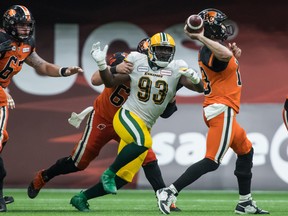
[25, 52, 83, 77]
[91, 61, 133, 86]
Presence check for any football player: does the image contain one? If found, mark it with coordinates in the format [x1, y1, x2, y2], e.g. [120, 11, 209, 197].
[29, 39, 181, 212]
[283, 96, 288, 131]
[0, 5, 83, 212]
[156, 8, 269, 215]
[90, 32, 204, 203]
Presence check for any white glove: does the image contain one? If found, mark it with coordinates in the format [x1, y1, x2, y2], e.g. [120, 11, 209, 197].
[91, 42, 108, 71]
[179, 68, 200, 84]
[68, 106, 93, 128]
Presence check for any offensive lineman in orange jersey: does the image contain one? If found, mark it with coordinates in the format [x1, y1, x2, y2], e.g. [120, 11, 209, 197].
[0, 5, 83, 212]
[283, 96, 288, 131]
[28, 40, 181, 212]
[156, 9, 269, 215]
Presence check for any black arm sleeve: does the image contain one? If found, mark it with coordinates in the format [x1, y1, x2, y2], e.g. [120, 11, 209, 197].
[284, 98, 288, 111]
[200, 45, 229, 72]
[160, 100, 177, 119]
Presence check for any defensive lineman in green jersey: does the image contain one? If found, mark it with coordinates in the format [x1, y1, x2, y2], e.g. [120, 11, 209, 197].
[91, 32, 204, 195]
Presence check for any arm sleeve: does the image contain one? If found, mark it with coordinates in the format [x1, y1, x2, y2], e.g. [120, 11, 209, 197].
[160, 100, 178, 119]
[284, 98, 288, 111]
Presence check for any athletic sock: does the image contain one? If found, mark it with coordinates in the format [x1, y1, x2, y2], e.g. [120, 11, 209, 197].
[239, 194, 252, 202]
[168, 184, 178, 196]
[44, 157, 79, 181]
[142, 160, 165, 192]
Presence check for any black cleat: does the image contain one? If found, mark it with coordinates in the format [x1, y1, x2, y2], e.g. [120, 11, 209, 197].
[0, 197, 6, 212]
[3, 196, 14, 204]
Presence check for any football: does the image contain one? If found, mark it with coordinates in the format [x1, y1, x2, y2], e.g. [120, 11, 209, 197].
[185, 14, 204, 33]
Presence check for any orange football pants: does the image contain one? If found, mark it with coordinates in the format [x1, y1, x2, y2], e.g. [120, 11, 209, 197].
[71, 109, 156, 170]
[204, 107, 252, 164]
[0, 87, 9, 152]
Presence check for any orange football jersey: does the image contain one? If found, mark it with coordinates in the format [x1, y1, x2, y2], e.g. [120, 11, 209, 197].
[0, 31, 35, 88]
[199, 45, 242, 113]
[93, 82, 130, 122]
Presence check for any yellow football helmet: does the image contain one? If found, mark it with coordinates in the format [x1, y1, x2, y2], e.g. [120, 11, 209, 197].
[148, 32, 175, 68]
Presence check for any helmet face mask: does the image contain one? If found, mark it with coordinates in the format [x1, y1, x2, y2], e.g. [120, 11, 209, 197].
[152, 46, 174, 62]
[198, 8, 234, 41]
[148, 32, 175, 68]
[3, 5, 35, 42]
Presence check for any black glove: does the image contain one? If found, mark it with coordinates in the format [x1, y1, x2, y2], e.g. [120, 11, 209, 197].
[0, 40, 12, 52]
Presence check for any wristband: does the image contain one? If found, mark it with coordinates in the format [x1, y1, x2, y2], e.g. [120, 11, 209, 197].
[192, 76, 200, 84]
[97, 62, 107, 71]
[59, 67, 68, 77]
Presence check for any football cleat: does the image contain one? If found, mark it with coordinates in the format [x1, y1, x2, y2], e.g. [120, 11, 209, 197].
[170, 194, 181, 211]
[235, 199, 269, 214]
[27, 169, 46, 199]
[70, 192, 90, 212]
[0, 197, 6, 212]
[101, 169, 117, 194]
[156, 188, 175, 215]
[170, 203, 181, 212]
[3, 196, 14, 205]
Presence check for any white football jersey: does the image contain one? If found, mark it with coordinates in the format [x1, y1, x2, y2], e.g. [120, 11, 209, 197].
[123, 51, 188, 128]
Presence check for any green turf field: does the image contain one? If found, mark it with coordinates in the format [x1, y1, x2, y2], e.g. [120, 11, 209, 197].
[3, 189, 288, 215]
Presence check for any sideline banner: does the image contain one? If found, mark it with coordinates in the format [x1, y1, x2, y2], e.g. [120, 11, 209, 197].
[138, 104, 288, 190]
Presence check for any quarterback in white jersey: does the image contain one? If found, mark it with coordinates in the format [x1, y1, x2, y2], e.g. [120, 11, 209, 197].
[90, 32, 204, 195]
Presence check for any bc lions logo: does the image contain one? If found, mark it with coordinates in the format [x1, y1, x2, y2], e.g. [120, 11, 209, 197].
[97, 124, 106, 130]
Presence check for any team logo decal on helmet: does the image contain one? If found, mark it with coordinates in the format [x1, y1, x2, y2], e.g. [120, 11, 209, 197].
[7, 9, 17, 17]
[137, 38, 150, 55]
[198, 8, 234, 41]
[148, 32, 175, 68]
[108, 52, 128, 67]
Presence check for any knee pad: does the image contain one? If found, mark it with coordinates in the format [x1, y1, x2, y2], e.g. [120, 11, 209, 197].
[234, 147, 253, 179]
[142, 149, 157, 166]
[142, 160, 158, 168]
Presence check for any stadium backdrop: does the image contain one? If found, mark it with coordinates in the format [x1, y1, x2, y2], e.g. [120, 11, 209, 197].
[1, 0, 287, 190]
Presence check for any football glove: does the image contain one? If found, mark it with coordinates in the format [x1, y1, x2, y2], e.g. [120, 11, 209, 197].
[91, 42, 108, 71]
[179, 68, 200, 84]
[0, 40, 12, 52]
